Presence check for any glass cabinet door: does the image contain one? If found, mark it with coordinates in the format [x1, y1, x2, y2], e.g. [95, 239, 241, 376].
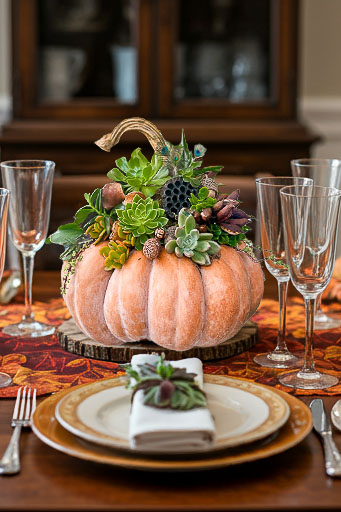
[38, 0, 138, 104]
[13, 0, 153, 118]
[175, 0, 271, 102]
[157, 0, 296, 119]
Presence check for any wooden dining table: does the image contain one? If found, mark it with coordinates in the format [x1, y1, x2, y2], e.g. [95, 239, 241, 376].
[1, 270, 341, 512]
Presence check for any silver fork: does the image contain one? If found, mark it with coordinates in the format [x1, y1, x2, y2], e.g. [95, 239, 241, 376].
[0, 387, 37, 475]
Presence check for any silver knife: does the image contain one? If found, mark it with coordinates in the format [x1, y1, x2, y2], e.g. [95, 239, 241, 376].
[310, 399, 341, 477]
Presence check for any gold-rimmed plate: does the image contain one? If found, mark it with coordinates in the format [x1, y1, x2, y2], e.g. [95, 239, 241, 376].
[54, 376, 289, 454]
[31, 376, 312, 471]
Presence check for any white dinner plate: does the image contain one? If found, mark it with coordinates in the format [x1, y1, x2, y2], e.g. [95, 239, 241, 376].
[55, 376, 290, 454]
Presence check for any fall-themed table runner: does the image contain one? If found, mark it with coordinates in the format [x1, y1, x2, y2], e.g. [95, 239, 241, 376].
[0, 297, 341, 398]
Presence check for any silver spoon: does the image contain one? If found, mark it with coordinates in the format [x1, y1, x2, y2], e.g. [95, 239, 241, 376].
[331, 399, 341, 431]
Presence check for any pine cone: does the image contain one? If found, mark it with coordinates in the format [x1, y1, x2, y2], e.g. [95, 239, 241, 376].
[201, 174, 218, 194]
[143, 238, 161, 260]
[164, 226, 177, 245]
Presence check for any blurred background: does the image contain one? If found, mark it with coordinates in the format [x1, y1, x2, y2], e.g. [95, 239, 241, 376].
[0, 0, 340, 269]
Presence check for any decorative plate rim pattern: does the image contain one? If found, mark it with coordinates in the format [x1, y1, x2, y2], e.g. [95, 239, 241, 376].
[55, 375, 289, 453]
[31, 375, 312, 471]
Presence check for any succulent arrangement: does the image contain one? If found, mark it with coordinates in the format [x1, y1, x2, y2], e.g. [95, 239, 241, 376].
[47, 119, 256, 292]
[165, 209, 220, 266]
[125, 354, 207, 411]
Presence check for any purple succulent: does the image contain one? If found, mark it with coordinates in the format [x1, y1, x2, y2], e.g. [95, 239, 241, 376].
[214, 190, 251, 234]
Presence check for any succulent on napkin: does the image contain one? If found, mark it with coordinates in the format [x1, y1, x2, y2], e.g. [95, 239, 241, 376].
[125, 354, 207, 411]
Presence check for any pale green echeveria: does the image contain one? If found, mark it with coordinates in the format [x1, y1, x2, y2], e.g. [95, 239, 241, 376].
[165, 208, 220, 265]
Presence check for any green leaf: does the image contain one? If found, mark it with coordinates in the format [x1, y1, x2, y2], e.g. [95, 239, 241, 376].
[90, 188, 100, 206]
[201, 166, 223, 174]
[198, 187, 209, 200]
[165, 239, 177, 253]
[184, 214, 196, 233]
[115, 157, 130, 173]
[142, 164, 154, 182]
[129, 156, 140, 170]
[195, 241, 210, 252]
[107, 168, 126, 182]
[74, 206, 93, 225]
[48, 223, 83, 246]
[132, 148, 149, 167]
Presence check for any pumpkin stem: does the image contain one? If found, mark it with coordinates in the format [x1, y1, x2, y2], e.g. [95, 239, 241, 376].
[94, 117, 167, 156]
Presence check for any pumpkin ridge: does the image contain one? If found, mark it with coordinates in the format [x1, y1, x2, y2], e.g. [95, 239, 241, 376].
[235, 250, 253, 321]
[197, 264, 207, 345]
[117, 264, 131, 341]
[143, 254, 152, 340]
[217, 251, 242, 337]
[220, 247, 250, 335]
[146, 255, 157, 342]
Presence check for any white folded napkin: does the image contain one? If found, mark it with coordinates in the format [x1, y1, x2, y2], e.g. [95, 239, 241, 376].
[129, 354, 216, 452]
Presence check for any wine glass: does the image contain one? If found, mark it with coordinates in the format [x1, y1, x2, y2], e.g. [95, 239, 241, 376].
[291, 158, 341, 329]
[0, 160, 55, 337]
[0, 188, 11, 387]
[254, 177, 313, 368]
[280, 185, 341, 389]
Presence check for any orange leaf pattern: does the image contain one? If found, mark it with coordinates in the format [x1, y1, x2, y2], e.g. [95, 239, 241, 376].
[0, 297, 341, 397]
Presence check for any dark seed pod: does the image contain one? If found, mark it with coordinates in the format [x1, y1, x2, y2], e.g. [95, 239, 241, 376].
[101, 182, 125, 209]
[200, 207, 212, 223]
[161, 177, 198, 219]
[155, 227, 166, 239]
[193, 211, 202, 223]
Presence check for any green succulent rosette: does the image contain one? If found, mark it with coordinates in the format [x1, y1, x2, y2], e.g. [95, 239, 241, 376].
[165, 208, 220, 265]
[99, 240, 130, 270]
[117, 195, 168, 250]
[107, 148, 170, 198]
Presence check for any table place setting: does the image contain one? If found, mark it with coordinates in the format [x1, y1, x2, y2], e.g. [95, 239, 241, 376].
[0, 120, 341, 483]
[29, 353, 312, 472]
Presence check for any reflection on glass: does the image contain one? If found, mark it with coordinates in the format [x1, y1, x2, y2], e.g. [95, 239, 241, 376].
[175, 0, 270, 101]
[291, 158, 341, 330]
[38, 0, 138, 103]
[1, 160, 55, 338]
[280, 185, 341, 390]
[254, 177, 313, 369]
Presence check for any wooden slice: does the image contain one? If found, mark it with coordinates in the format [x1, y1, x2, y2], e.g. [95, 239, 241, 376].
[57, 318, 258, 362]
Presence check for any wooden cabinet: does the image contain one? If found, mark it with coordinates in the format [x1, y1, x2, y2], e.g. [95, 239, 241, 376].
[0, 0, 317, 268]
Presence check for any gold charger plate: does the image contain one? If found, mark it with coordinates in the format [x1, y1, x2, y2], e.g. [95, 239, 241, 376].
[32, 375, 313, 471]
[55, 375, 290, 453]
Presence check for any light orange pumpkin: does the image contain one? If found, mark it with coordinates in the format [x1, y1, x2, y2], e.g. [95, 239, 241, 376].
[62, 243, 264, 351]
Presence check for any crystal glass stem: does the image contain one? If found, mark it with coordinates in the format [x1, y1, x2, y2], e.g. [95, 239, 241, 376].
[300, 297, 316, 377]
[275, 279, 289, 355]
[22, 253, 34, 323]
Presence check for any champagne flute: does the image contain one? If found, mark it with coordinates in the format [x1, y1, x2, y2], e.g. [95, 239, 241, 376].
[280, 185, 341, 389]
[0, 188, 11, 387]
[291, 158, 341, 329]
[254, 177, 313, 368]
[0, 160, 55, 337]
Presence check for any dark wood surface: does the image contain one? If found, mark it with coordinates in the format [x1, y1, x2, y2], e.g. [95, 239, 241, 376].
[1, 270, 340, 512]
